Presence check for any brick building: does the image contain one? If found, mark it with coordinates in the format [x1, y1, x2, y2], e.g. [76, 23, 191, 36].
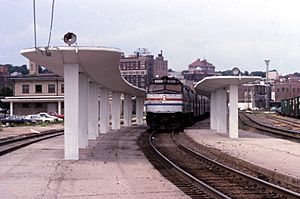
[273, 79, 300, 101]
[120, 50, 168, 89]
[0, 65, 11, 89]
[183, 58, 215, 83]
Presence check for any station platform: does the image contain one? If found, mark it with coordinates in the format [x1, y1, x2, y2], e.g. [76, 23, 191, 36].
[185, 119, 300, 188]
[0, 126, 188, 199]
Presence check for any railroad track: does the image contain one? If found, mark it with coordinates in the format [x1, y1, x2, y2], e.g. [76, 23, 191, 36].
[263, 115, 300, 130]
[0, 129, 64, 156]
[148, 131, 300, 199]
[239, 112, 300, 141]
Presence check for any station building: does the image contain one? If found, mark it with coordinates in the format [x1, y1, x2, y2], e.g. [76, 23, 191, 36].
[2, 61, 64, 116]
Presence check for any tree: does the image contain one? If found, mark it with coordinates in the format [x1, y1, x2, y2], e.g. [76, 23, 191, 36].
[250, 71, 265, 77]
[220, 70, 232, 76]
[293, 72, 300, 77]
[0, 87, 13, 110]
[243, 70, 249, 76]
[6, 64, 29, 75]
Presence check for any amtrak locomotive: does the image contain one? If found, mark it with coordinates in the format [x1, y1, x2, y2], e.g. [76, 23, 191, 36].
[145, 76, 209, 130]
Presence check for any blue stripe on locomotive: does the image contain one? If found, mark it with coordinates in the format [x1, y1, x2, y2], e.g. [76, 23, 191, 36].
[145, 103, 183, 106]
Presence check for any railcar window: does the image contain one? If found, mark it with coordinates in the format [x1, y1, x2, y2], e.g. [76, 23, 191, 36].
[148, 84, 164, 92]
[165, 84, 182, 92]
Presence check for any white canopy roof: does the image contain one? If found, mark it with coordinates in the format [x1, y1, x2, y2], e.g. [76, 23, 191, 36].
[194, 76, 261, 96]
[20, 46, 145, 97]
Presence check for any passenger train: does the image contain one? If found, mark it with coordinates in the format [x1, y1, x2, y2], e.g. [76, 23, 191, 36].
[145, 76, 210, 130]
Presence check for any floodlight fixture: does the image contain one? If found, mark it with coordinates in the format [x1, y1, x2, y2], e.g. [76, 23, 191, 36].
[63, 32, 77, 46]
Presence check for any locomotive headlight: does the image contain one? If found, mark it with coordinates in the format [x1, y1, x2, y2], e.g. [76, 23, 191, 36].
[162, 95, 166, 101]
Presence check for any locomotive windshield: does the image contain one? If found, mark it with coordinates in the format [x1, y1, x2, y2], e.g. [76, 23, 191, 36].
[165, 84, 182, 92]
[148, 77, 182, 93]
[148, 84, 165, 92]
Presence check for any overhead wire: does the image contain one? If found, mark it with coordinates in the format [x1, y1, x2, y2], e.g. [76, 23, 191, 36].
[47, 0, 55, 49]
[33, 0, 37, 51]
[33, 0, 55, 55]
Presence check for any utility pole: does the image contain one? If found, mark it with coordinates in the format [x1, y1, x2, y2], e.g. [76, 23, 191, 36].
[264, 60, 270, 110]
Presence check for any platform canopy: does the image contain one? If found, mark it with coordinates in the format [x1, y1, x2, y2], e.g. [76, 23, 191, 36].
[194, 75, 262, 139]
[194, 76, 261, 97]
[20, 46, 145, 97]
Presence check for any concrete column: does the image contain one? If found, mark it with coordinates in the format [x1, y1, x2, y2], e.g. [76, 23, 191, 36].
[111, 92, 121, 130]
[136, 96, 144, 125]
[10, 102, 13, 116]
[79, 73, 88, 148]
[210, 91, 216, 130]
[88, 82, 98, 140]
[229, 84, 239, 138]
[100, 88, 110, 134]
[58, 101, 62, 115]
[98, 97, 100, 135]
[216, 89, 222, 133]
[123, 94, 132, 127]
[219, 88, 228, 134]
[64, 63, 79, 160]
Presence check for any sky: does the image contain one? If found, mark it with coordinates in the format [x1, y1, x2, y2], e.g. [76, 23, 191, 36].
[1, 0, 300, 75]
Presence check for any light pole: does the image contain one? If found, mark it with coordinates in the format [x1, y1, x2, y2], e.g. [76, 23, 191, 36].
[264, 60, 270, 110]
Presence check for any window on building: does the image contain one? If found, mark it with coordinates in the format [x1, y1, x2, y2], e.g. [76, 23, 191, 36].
[282, 87, 284, 92]
[293, 88, 296, 93]
[22, 85, 29, 93]
[22, 103, 29, 108]
[61, 84, 64, 93]
[277, 88, 280, 92]
[35, 85, 42, 93]
[298, 88, 300, 93]
[35, 103, 42, 108]
[48, 84, 55, 93]
[286, 88, 289, 92]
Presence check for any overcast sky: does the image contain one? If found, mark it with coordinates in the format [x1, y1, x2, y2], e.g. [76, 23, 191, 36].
[1, 0, 300, 75]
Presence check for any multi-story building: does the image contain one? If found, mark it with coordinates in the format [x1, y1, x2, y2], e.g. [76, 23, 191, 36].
[120, 50, 168, 89]
[267, 69, 279, 81]
[188, 58, 215, 73]
[273, 78, 300, 101]
[238, 83, 267, 110]
[0, 65, 11, 89]
[183, 58, 215, 83]
[2, 61, 64, 116]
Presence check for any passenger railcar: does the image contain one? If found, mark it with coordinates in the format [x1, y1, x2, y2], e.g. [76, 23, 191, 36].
[280, 96, 300, 118]
[145, 76, 209, 130]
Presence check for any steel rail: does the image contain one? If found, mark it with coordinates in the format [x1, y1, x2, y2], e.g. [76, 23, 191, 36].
[0, 129, 63, 156]
[264, 115, 300, 128]
[172, 132, 300, 199]
[239, 112, 300, 140]
[149, 131, 231, 199]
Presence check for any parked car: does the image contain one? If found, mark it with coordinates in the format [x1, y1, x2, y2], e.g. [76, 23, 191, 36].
[26, 113, 62, 123]
[39, 112, 63, 121]
[0, 115, 36, 126]
[36, 112, 63, 122]
[49, 112, 64, 119]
